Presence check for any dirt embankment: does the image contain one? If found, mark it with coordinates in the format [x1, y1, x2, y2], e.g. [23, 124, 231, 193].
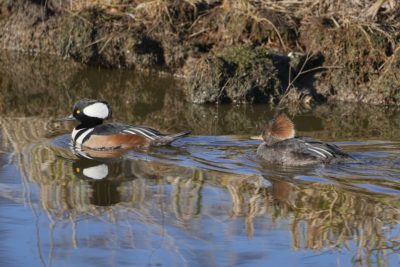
[1, 0, 399, 106]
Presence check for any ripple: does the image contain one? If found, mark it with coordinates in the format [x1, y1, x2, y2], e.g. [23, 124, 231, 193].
[49, 134, 400, 197]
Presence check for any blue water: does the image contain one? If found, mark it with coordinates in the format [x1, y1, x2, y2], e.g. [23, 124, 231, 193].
[0, 131, 399, 267]
[0, 52, 399, 267]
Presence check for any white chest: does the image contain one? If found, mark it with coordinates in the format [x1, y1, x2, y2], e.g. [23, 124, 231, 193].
[72, 128, 94, 145]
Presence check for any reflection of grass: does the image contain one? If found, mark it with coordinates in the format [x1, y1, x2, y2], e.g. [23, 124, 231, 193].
[228, 178, 400, 265]
[1, 51, 399, 137]
[187, 170, 400, 263]
[1, 116, 400, 264]
[292, 184, 399, 252]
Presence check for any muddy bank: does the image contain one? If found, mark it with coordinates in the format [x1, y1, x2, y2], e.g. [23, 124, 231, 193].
[0, 0, 399, 105]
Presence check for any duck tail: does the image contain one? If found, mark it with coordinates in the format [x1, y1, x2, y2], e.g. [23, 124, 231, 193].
[151, 131, 191, 146]
[170, 131, 191, 139]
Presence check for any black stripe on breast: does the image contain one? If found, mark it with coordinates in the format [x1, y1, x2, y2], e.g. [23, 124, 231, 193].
[81, 130, 94, 144]
[73, 128, 85, 143]
[74, 128, 94, 144]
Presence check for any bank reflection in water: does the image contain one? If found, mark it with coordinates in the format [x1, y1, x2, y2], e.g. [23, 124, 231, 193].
[23, 148, 399, 264]
[1, 52, 400, 139]
[1, 116, 399, 266]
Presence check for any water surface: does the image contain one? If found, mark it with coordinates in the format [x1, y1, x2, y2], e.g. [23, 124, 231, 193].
[0, 52, 399, 267]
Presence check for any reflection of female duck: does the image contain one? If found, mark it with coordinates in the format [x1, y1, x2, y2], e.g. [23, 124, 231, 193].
[255, 114, 351, 166]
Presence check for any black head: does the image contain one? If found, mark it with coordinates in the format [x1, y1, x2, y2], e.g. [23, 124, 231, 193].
[72, 99, 112, 125]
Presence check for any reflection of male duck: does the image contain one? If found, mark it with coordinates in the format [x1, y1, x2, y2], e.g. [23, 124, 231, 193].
[71, 157, 137, 206]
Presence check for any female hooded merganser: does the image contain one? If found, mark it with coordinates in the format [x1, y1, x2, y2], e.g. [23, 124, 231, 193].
[255, 114, 351, 166]
[62, 99, 190, 150]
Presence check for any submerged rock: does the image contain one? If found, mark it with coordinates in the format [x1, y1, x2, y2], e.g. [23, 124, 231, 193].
[185, 46, 282, 104]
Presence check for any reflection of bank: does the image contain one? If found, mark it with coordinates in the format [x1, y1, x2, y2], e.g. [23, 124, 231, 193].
[1, 117, 399, 266]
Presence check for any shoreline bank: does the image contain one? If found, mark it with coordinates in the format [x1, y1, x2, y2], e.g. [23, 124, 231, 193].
[1, 0, 399, 105]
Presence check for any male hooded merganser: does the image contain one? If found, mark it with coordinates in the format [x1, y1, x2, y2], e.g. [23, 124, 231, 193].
[255, 114, 351, 166]
[61, 99, 190, 150]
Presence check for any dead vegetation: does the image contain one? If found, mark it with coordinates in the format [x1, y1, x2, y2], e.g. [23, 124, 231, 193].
[0, 0, 399, 104]
[59, 0, 398, 50]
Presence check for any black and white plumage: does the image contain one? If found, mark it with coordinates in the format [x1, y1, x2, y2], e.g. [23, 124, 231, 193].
[62, 99, 190, 150]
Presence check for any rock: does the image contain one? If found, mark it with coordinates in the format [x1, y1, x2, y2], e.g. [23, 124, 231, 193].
[185, 45, 282, 104]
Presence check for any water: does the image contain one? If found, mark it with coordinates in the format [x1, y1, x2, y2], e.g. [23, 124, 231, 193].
[0, 52, 400, 267]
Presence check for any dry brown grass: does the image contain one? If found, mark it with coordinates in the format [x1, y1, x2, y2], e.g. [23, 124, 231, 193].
[65, 0, 399, 76]
[65, 1, 399, 29]
[18, 0, 394, 106]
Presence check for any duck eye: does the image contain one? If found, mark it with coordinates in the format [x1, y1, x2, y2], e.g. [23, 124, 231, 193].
[75, 167, 80, 173]
[76, 109, 81, 114]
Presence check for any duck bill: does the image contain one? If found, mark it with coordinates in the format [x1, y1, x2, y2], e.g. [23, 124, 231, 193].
[54, 114, 76, 122]
[250, 135, 263, 140]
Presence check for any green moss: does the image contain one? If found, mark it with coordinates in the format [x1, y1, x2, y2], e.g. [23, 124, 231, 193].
[217, 46, 269, 74]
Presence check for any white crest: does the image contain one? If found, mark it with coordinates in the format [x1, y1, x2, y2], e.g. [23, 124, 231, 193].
[82, 164, 109, 180]
[83, 102, 109, 119]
